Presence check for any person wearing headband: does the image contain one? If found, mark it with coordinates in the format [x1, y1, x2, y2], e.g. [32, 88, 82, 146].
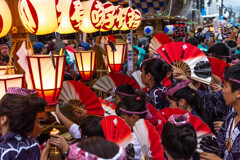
[162, 115, 197, 160]
[68, 137, 126, 160]
[164, 80, 208, 123]
[113, 84, 135, 105]
[115, 90, 148, 159]
[207, 42, 231, 63]
[141, 58, 170, 110]
[203, 63, 240, 160]
[172, 66, 230, 134]
[0, 87, 47, 160]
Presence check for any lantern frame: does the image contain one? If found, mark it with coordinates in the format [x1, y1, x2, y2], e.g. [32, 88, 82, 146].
[105, 43, 127, 73]
[0, 74, 24, 99]
[74, 50, 96, 81]
[26, 55, 66, 105]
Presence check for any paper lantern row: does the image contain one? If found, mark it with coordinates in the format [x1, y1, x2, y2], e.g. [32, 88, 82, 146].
[165, 24, 191, 37]
[0, 0, 142, 38]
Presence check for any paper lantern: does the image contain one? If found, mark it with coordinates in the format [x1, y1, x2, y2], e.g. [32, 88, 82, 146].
[178, 23, 183, 37]
[0, 74, 24, 99]
[173, 24, 180, 37]
[56, 0, 84, 35]
[165, 25, 175, 35]
[74, 50, 95, 80]
[112, 2, 125, 31]
[80, 0, 105, 33]
[18, 0, 60, 35]
[27, 55, 66, 105]
[144, 26, 154, 36]
[183, 24, 188, 35]
[132, 9, 141, 30]
[100, 1, 116, 32]
[120, 3, 135, 31]
[105, 43, 127, 73]
[0, 0, 12, 38]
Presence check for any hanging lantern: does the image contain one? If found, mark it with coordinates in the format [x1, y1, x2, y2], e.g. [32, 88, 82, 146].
[165, 25, 175, 36]
[120, 2, 135, 31]
[173, 24, 180, 37]
[0, 74, 24, 99]
[0, 0, 12, 38]
[144, 26, 154, 36]
[105, 43, 127, 73]
[26, 55, 66, 105]
[100, 1, 116, 33]
[132, 9, 141, 30]
[80, 0, 105, 33]
[111, 0, 125, 33]
[74, 50, 95, 80]
[56, 0, 84, 39]
[18, 0, 60, 40]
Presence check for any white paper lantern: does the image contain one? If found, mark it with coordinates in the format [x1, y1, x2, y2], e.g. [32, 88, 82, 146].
[132, 9, 141, 30]
[80, 0, 105, 33]
[18, 0, 60, 35]
[120, 3, 134, 31]
[0, 0, 12, 38]
[100, 2, 116, 32]
[144, 26, 153, 36]
[165, 25, 175, 35]
[112, 4, 125, 31]
[56, 0, 84, 34]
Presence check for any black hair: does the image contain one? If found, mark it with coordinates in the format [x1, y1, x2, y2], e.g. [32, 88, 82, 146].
[0, 94, 46, 134]
[133, 47, 139, 55]
[162, 122, 197, 160]
[186, 37, 199, 47]
[141, 58, 170, 84]
[167, 83, 208, 123]
[116, 84, 135, 101]
[224, 63, 240, 92]
[225, 40, 237, 54]
[207, 43, 230, 63]
[116, 90, 147, 118]
[79, 116, 105, 138]
[64, 74, 74, 81]
[77, 136, 120, 159]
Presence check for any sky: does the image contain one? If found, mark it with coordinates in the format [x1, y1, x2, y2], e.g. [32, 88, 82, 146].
[223, 0, 240, 16]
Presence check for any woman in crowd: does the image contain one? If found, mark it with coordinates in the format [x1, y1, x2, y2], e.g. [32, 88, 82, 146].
[164, 80, 208, 123]
[0, 87, 47, 159]
[141, 58, 170, 110]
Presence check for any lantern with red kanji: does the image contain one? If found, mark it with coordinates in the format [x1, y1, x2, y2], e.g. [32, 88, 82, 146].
[18, 0, 60, 38]
[105, 43, 127, 73]
[26, 55, 66, 105]
[120, 2, 135, 31]
[111, 0, 125, 32]
[100, 1, 116, 33]
[0, 0, 12, 38]
[80, 0, 105, 33]
[0, 74, 24, 99]
[132, 9, 141, 30]
[74, 50, 96, 80]
[56, 0, 84, 39]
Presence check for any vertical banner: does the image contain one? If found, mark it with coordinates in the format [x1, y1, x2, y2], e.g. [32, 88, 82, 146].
[127, 29, 133, 71]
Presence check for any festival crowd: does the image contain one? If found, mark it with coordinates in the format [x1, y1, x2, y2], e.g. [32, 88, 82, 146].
[0, 26, 240, 160]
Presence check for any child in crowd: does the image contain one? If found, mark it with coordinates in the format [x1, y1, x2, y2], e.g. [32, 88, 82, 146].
[0, 87, 47, 159]
[164, 80, 208, 123]
[68, 136, 126, 160]
[141, 58, 170, 110]
[162, 114, 197, 160]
